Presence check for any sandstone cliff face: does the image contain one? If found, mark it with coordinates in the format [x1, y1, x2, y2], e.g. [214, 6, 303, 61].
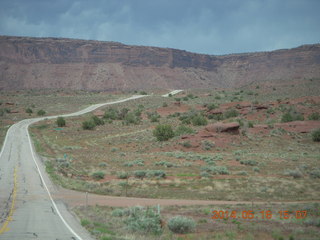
[0, 36, 319, 91]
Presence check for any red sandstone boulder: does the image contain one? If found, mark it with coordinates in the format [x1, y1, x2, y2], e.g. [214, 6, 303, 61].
[205, 122, 240, 133]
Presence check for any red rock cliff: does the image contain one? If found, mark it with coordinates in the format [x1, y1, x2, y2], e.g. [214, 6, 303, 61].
[0, 36, 319, 91]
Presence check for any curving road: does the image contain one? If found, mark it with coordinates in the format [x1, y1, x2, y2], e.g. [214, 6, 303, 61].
[0, 95, 147, 240]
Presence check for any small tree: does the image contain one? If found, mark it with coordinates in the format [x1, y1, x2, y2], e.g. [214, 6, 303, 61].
[56, 117, 66, 127]
[37, 109, 46, 116]
[153, 124, 174, 141]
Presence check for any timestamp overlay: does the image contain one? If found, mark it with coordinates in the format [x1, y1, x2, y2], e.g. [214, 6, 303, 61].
[212, 210, 308, 220]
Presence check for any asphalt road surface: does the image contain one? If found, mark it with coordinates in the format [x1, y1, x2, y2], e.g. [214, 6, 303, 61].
[0, 95, 147, 240]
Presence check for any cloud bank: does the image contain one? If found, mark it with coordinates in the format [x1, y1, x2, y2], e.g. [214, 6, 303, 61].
[0, 0, 319, 54]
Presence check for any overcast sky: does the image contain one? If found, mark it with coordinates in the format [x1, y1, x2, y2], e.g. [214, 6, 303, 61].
[0, 0, 319, 55]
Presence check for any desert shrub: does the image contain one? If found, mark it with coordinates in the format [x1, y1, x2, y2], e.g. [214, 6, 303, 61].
[124, 159, 144, 167]
[155, 161, 174, 168]
[147, 112, 161, 122]
[26, 108, 33, 114]
[37, 109, 46, 116]
[201, 140, 215, 150]
[191, 115, 208, 126]
[124, 206, 162, 235]
[117, 172, 129, 179]
[281, 112, 293, 122]
[175, 125, 195, 136]
[92, 171, 105, 180]
[309, 168, 320, 178]
[248, 121, 254, 128]
[308, 112, 320, 120]
[240, 160, 258, 166]
[153, 124, 175, 141]
[211, 113, 224, 121]
[104, 108, 118, 120]
[284, 169, 303, 179]
[81, 219, 91, 227]
[56, 117, 66, 127]
[281, 110, 304, 122]
[200, 171, 211, 178]
[98, 162, 107, 167]
[111, 209, 124, 217]
[253, 167, 260, 172]
[133, 170, 147, 179]
[82, 120, 96, 130]
[304, 218, 320, 227]
[146, 170, 166, 178]
[207, 103, 217, 110]
[92, 116, 104, 126]
[201, 166, 229, 175]
[312, 128, 320, 142]
[224, 109, 238, 119]
[181, 141, 192, 148]
[237, 171, 248, 176]
[167, 216, 196, 234]
[124, 112, 140, 125]
[140, 91, 148, 95]
[162, 102, 168, 107]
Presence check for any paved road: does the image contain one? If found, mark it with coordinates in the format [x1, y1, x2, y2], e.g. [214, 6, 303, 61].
[0, 95, 146, 240]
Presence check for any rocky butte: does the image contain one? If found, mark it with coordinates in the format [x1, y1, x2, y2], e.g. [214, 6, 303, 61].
[0, 36, 319, 91]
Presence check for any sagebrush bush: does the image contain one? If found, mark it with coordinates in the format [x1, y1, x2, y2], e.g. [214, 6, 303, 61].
[312, 128, 320, 142]
[167, 216, 196, 234]
[146, 170, 166, 178]
[240, 160, 258, 166]
[117, 172, 129, 179]
[125, 206, 162, 235]
[309, 168, 320, 178]
[201, 166, 229, 175]
[284, 169, 303, 179]
[91, 171, 105, 180]
[153, 124, 175, 141]
[134, 170, 147, 179]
